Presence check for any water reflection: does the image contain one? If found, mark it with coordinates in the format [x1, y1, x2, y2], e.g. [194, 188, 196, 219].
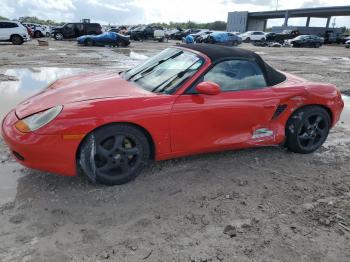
[0, 67, 85, 121]
[0, 163, 24, 206]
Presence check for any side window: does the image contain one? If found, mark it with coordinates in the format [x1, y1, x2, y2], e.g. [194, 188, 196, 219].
[202, 60, 267, 92]
[3, 22, 18, 28]
[65, 24, 74, 29]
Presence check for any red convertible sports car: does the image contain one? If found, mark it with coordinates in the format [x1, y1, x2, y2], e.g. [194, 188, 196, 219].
[1, 44, 344, 185]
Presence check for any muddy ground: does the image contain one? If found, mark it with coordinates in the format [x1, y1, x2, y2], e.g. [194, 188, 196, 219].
[0, 39, 350, 262]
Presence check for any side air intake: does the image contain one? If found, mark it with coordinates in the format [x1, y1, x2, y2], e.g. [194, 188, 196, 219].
[272, 104, 287, 119]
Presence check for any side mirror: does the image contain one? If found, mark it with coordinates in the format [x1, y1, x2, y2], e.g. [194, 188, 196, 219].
[195, 81, 221, 95]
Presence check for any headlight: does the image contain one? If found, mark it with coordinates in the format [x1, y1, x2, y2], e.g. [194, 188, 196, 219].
[15, 105, 63, 133]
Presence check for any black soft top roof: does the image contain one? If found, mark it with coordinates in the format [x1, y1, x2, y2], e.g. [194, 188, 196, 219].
[178, 44, 286, 86]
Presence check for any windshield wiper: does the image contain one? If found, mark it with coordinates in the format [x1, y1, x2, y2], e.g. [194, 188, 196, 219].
[152, 59, 200, 93]
[127, 51, 183, 81]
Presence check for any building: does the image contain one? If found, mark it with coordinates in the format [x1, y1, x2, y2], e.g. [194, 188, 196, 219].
[227, 6, 350, 33]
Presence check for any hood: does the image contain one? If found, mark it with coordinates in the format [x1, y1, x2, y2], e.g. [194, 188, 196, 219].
[52, 26, 63, 31]
[15, 72, 154, 119]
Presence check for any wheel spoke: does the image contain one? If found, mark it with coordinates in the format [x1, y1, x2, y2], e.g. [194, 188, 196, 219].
[112, 135, 125, 152]
[298, 133, 310, 140]
[97, 159, 115, 172]
[304, 118, 313, 129]
[123, 147, 139, 156]
[120, 157, 131, 172]
[314, 116, 323, 126]
[97, 144, 111, 158]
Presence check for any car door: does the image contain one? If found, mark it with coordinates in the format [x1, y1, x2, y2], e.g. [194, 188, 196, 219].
[62, 23, 75, 38]
[170, 59, 280, 153]
[0, 22, 6, 40]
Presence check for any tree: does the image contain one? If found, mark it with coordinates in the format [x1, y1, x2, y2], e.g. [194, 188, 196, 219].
[0, 16, 9, 20]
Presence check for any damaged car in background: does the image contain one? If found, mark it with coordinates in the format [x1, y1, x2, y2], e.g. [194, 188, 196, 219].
[77, 32, 130, 47]
[1, 44, 344, 186]
[130, 25, 166, 42]
[289, 35, 324, 48]
[204, 32, 242, 46]
[345, 40, 350, 48]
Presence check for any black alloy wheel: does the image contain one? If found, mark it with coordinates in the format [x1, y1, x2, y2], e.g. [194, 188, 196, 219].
[286, 106, 330, 154]
[79, 124, 150, 185]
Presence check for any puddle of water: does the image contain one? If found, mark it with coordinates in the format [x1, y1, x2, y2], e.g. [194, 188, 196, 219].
[129, 51, 149, 60]
[340, 95, 350, 129]
[0, 163, 24, 206]
[0, 67, 85, 121]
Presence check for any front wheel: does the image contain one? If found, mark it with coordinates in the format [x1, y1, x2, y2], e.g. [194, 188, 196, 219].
[11, 35, 23, 45]
[54, 33, 63, 40]
[79, 124, 151, 185]
[34, 31, 42, 38]
[285, 106, 330, 154]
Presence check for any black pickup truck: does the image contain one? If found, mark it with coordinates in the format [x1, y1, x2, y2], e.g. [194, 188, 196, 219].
[52, 22, 102, 40]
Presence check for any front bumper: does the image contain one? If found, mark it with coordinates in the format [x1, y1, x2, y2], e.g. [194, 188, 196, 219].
[1, 110, 79, 176]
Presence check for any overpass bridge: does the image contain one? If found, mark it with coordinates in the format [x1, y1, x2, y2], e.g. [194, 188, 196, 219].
[227, 6, 350, 33]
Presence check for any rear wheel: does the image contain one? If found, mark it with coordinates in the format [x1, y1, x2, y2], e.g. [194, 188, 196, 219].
[79, 124, 151, 185]
[34, 30, 42, 38]
[245, 37, 251, 43]
[285, 106, 330, 154]
[11, 35, 23, 45]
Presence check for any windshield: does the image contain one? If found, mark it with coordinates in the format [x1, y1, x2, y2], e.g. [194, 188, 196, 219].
[123, 48, 204, 94]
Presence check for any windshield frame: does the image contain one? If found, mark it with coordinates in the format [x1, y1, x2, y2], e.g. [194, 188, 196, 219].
[122, 47, 206, 94]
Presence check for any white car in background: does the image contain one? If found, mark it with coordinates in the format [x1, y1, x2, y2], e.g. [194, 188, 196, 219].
[345, 40, 350, 48]
[239, 31, 266, 42]
[0, 20, 30, 45]
[22, 23, 51, 38]
[154, 29, 166, 42]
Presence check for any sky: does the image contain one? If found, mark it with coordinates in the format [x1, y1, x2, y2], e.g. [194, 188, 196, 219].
[0, 0, 349, 27]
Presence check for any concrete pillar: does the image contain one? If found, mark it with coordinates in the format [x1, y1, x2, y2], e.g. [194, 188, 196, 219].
[326, 17, 331, 28]
[283, 11, 289, 27]
[263, 19, 267, 31]
[306, 17, 311, 27]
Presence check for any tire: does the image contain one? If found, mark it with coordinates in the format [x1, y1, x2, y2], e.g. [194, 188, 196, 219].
[85, 38, 94, 46]
[232, 40, 238, 46]
[245, 37, 251, 43]
[11, 35, 23, 45]
[34, 31, 41, 38]
[79, 124, 151, 185]
[54, 33, 63, 40]
[315, 43, 320, 48]
[285, 106, 330, 154]
[46, 32, 50, 37]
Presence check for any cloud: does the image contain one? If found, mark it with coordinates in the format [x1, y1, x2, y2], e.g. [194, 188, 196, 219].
[221, 0, 274, 5]
[0, 0, 349, 26]
[300, 0, 326, 8]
